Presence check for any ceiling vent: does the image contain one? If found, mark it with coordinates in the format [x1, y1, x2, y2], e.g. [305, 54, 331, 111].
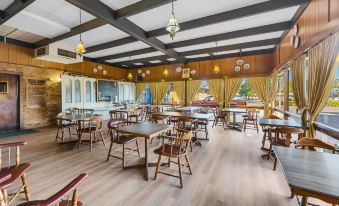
[34, 42, 83, 64]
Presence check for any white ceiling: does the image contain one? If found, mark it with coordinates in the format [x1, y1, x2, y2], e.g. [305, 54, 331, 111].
[128, 0, 268, 31]
[175, 31, 283, 52]
[99, 0, 141, 10]
[0, 0, 13, 10]
[158, 6, 299, 44]
[186, 54, 210, 59]
[106, 51, 165, 63]
[62, 25, 129, 47]
[85, 41, 150, 58]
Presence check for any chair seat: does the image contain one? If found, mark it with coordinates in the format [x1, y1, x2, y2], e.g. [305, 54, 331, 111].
[244, 117, 257, 121]
[113, 135, 138, 144]
[60, 122, 77, 128]
[154, 144, 185, 156]
[197, 121, 208, 125]
[17, 200, 84, 206]
[78, 127, 100, 133]
[216, 115, 226, 118]
[277, 127, 304, 134]
[107, 119, 125, 128]
[0, 163, 30, 189]
[129, 114, 138, 117]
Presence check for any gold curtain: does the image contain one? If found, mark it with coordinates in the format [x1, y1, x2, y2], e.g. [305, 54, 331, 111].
[248, 77, 271, 117]
[208, 79, 223, 105]
[187, 80, 201, 105]
[156, 82, 170, 104]
[290, 55, 306, 110]
[307, 32, 339, 138]
[270, 69, 278, 114]
[148, 82, 157, 104]
[172, 81, 185, 105]
[135, 83, 146, 102]
[224, 78, 242, 107]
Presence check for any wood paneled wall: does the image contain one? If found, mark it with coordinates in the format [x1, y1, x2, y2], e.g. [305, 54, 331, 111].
[0, 42, 128, 79]
[129, 53, 274, 82]
[275, 0, 339, 68]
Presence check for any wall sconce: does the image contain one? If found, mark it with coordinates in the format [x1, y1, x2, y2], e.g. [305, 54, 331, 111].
[163, 69, 169, 77]
[127, 72, 133, 80]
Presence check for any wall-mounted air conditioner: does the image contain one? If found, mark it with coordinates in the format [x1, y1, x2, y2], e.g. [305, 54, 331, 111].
[34, 41, 83, 64]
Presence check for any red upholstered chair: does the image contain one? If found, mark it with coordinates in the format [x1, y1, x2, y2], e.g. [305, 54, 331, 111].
[17, 173, 88, 206]
[0, 142, 30, 205]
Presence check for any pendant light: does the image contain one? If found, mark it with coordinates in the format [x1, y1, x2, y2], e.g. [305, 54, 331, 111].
[75, 9, 86, 56]
[213, 42, 220, 74]
[166, 1, 180, 39]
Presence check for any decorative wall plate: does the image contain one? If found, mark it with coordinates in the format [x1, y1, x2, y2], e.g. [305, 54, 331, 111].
[234, 66, 241, 72]
[146, 70, 150, 75]
[244, 64, 250, 70]
[176, 67, 182, 72]
[293, 24, 298, 36]
[236, 59, 244, 66]
[294, 36, 299, 48]
[290, 35, 295, 46]
[138, 69, 142, 74]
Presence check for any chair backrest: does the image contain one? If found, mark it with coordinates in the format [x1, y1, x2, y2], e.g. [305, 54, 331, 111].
[160, 130, 192, 157]
[267, 114, 280, 119]
[246, 109, 258, 119]
[0, 142, 27, 169]
[178, 117, 197, 130]
[36, 174, 88, 206]
[81, 108, 94, 114]
[213, 107, 224, 117]
[109, 111, 126, 120]
[77, 116, 103, 132]
[296, 138, 336, 154]
[151, 114, 165, 124]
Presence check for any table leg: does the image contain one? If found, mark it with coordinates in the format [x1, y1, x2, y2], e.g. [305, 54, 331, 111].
[301, 196, 308, 206]
[145, 138, 149, 181]
[233, 112, 236, 128]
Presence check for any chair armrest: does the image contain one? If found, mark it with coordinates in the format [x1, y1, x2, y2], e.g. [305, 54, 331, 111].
[0, 141, 27, 148]
[175, 128, 190, 133]
[0, 173, 11, 184]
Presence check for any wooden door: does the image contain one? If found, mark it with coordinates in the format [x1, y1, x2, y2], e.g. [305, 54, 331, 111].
[0, 73, 19, 131]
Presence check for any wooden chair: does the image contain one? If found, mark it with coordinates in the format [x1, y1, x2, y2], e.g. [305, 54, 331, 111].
[128, 107, 143, 122]
[106, 121, 141, 168]
[55, 112, 77, 142]
[243, 109, 259, 133]
[212, 108, 227, 128]
[261, 114, 280, 148]
[295, 138, 337, 153]
[196, 108, 209, 139]
[150, 114, 168, 144]
[154, 130, 193, 188]
[77, 116, 106, 151]
[17, 173, 88, 206]
[108, 110, 127, 134]
[272, 127, 305, 170]
[81, 108, 94, 114]
[177, 117, 198, 150]
[0, 142, 30, 205]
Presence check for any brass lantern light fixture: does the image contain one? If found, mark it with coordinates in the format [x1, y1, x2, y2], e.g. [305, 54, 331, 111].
[166, 1, 180, 39]
[127, 72, 133, 80]
[163, 69, 169, 77]
[75, 9, 86, 56]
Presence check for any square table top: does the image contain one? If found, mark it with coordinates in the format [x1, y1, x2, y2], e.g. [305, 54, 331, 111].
[258, 118, 304, 128]
[111, 108, 135, 113]
[58, 113, 101, 121]
[177, 106, 202, 111]
[154, 112, 212, 120]
[115, 122, 173, 139]
[273, 146, 339, 200]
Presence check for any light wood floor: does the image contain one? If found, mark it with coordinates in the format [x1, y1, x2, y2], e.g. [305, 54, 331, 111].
[1, 123, 330, 206]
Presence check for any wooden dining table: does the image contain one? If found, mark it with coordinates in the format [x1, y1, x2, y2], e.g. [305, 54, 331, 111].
[274, 146, 339, 206]
[154, 111, 212, 121]
[176, 106, 202, 113]
[222, 108, 247, 131]
[115, 122, 173, 181]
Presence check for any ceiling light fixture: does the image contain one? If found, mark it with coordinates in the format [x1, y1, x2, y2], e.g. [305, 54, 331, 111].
[75, 9, 86, 57]
[127, 72, 133, 80]
[166, 1, 180, 40]
[234, 49, 250, 72]
[163, 69, 169, 77]
[213, 42, 220, 74]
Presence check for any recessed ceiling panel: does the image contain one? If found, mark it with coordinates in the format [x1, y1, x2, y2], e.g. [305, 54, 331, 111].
[0, 0, 13, 10]
[105, 51, 165, 63]
[128, 0, 268, 31]
[242, 45, 275, 52]
[186, 54, 210, 59]
[175, 31, 283, 52]
[84, 41, 150, 58]
[158, 6, 299, 44]
[99, 0, 142, 10]
[62, 25, 129, 47]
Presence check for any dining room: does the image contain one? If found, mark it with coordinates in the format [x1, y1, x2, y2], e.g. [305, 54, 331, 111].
[0, 0, 338, 206]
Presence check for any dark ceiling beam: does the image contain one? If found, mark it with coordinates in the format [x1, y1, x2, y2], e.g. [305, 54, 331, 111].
[180, 38, 280, 56]
[130, 48, 275, 68]
[146, 0, 309, 37]
[0, 0, 36, 25]
[97, 47, 156, 61]
[0, 35, 35, 48]
[35, 0, 173, 47]
[35, 18, 105, 47]
[95, 21, 290, 60]
[66, 0, 186, 62]
[116, 0, 174, 18]
[114, 38, 279, 65]
[86, 36, 137, 53]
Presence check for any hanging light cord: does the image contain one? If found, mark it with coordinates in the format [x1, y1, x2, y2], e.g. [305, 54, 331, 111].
[171, 1, 174, 16]
[79, 9, 82, 41]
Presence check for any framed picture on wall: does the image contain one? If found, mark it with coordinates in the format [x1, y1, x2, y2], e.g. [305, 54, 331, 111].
[182, 68, 190, 79]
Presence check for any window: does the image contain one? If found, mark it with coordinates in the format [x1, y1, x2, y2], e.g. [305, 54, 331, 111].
[316, 65, 339, 130]
[287, 69, 297, 113]
[231, 79, 261, 106]
[194, 80, 210, 101]
[140, 84, 152, 104]
[276, 72, 284, 110]
[163, 83, 179, 104]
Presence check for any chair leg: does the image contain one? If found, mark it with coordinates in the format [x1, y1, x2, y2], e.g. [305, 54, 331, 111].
[61, 128, 64, 142]
[68, 127, 72, 139]
[205, 126, 208, 139]
[55, 127, 60, 142]
[107, 140, 114, 162]
[262, 131, 267, 148]
[154, 155, 162, 180]
[90, 133, 93, 151]
[185, 155, 193, 175]
[21, 174, 30, 201]
[0, 189, 6, 206]
[122, 144, 125, 169]
[136, 139, 141, 157]
[168, 158, 171, 167]
[273, 157, 277, 170]
[99, 131, 106, 146]
[178, 157, 183, 188]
